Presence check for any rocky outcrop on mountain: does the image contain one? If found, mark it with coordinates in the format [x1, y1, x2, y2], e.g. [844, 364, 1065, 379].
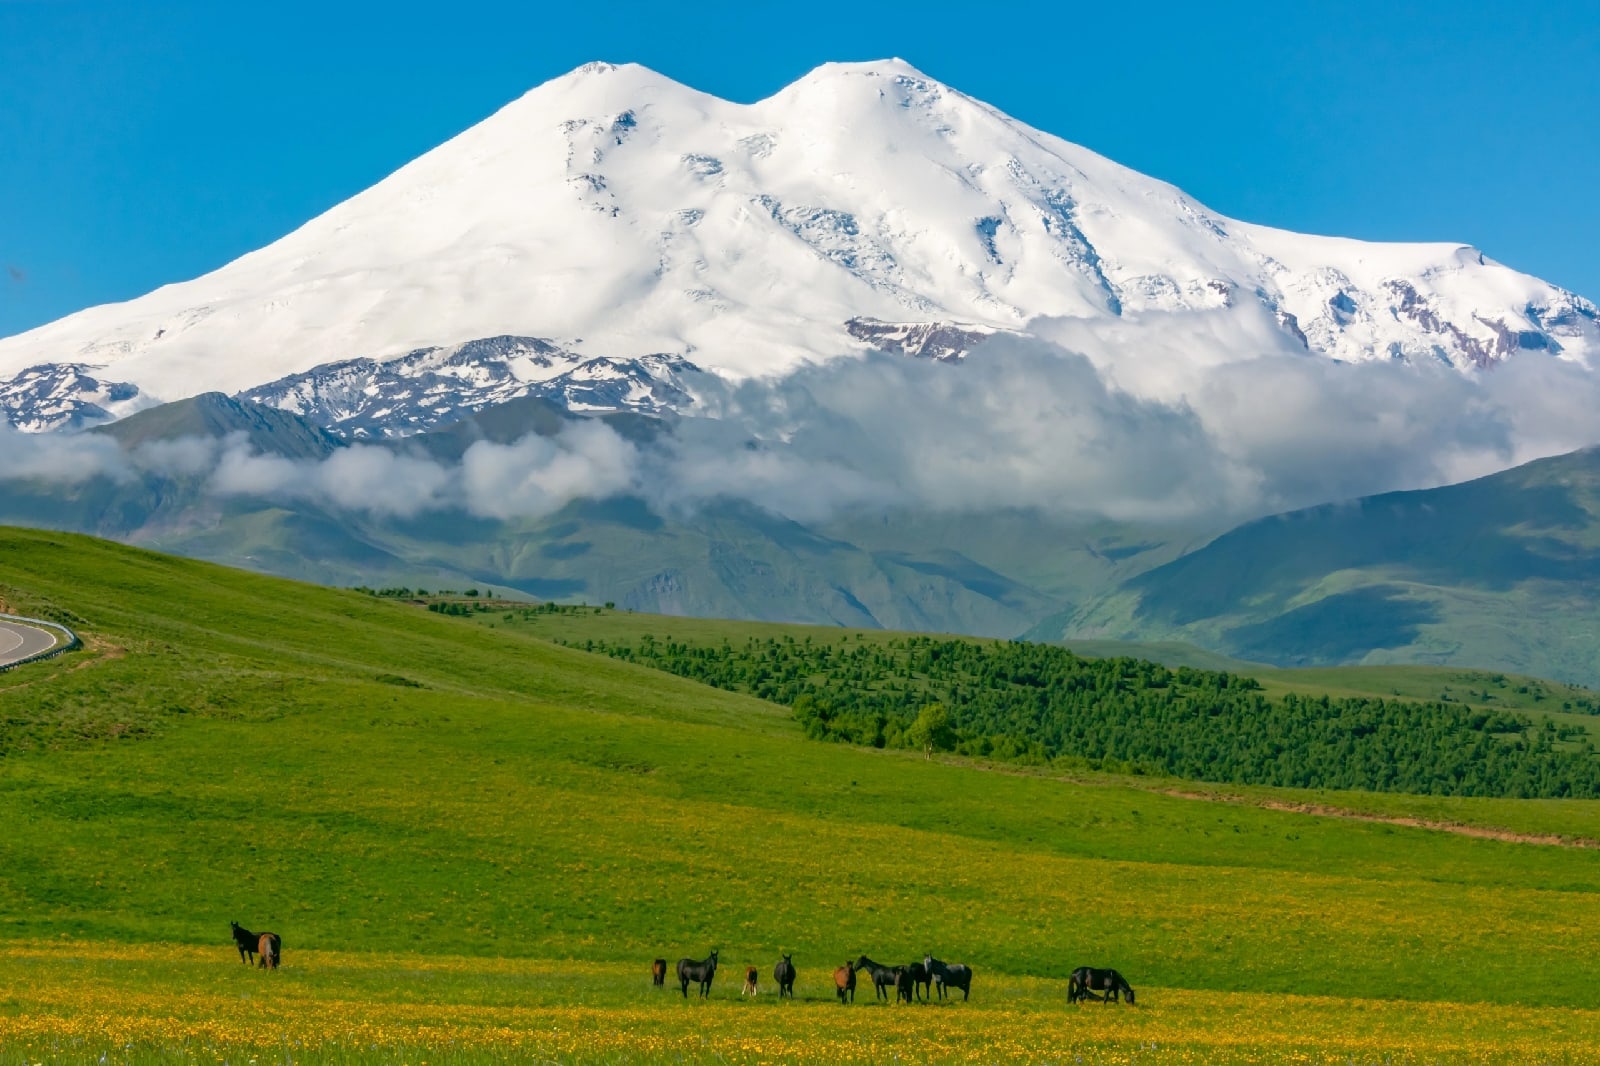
[236, 336, 697, 438]
[845, 318, 1007, 362]
[0, 363, 142, 432]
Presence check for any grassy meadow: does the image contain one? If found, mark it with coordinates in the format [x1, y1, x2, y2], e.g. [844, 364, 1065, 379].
[5, 527, 1600, 1063]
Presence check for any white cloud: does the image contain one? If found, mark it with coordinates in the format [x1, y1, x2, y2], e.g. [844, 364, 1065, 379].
[0, 424, 130, 484]
[458, 420, 638, 520]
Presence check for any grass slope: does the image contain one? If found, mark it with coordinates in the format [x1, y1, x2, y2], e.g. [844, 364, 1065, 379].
[6, 529, 1600, 1061]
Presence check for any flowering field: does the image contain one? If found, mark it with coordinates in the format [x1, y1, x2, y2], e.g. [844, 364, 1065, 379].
[7, 536, 1600, 1065]
[3, 942, 1599, 1065]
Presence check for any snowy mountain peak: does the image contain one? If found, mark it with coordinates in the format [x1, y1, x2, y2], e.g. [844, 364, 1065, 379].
[2, 58, 1596, 433]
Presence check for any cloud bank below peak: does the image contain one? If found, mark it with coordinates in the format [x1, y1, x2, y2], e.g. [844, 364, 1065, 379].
[5, 305, 1600, 529]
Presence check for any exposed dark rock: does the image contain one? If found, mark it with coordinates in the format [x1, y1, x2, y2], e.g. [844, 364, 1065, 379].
[845, 317, 1003, 362]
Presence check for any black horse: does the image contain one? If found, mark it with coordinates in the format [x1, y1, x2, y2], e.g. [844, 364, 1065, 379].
[1068, 966, 1135, 1004]
[895, 967, 915, 1003]
[905, 961, 931, 1002]
[678, 949, 720, 998]
[923, 955, 973, 1001]
[774, 954, 796, 998]
[853, 955, 904, 1002]
[230, 921, 260, 966]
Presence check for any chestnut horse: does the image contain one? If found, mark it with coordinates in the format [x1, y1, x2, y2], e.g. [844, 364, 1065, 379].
[257, 932, 281, 971]
[833, 962, 856, 1003]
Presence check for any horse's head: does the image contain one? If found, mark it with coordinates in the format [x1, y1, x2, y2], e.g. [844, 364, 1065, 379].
[709, 949, 719, 966]
[782, 953, 792, 963]
[923, 953, 934, 970]
[1124, 985, 1136, 1005]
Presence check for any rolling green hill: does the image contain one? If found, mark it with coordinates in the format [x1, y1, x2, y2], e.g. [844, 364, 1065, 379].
[3, 527, 1600, 1009]
[1033, 446, 1600, 686]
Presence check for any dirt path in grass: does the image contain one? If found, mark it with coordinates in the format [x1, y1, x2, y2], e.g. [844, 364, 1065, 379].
[1158, 787, 1600, 849]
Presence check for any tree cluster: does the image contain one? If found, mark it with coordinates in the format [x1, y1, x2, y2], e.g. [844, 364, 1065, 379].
[570, 634, 1600, 798]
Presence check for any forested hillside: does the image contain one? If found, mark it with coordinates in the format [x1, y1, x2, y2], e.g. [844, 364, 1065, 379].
[570, 631, 1600, 797]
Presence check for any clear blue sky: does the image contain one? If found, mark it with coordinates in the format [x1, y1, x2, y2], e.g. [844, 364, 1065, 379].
[2, 0, 1596, 337]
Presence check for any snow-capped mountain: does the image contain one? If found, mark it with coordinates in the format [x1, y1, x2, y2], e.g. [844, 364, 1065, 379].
[3, 58, 1596, 433]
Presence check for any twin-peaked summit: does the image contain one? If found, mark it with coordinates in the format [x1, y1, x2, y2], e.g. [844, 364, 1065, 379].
[2, 59, 1596, 432]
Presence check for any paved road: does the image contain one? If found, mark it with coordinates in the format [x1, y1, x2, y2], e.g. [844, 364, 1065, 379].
[0, 618, 58, 668]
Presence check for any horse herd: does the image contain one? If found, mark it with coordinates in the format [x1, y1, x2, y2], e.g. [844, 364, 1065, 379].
[653, 949, 1136, 1005]
[229, 923, 1134, 1006]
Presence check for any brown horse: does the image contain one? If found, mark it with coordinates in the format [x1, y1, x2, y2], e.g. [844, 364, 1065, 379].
[833, 962, 856, 1003]
[742, 965, 759, 996]
[257, 932, 281, 971]
[651, 958, 668, 986]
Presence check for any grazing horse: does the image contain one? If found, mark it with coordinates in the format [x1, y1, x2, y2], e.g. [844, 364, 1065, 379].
[1068, 967, 1135, 1004]
[742, 965, 760, 996]
[774, 954, 796, 998]
[923, 955, 973, 1001]
[677, 949, 720, 998]
[651, 958, 668, 987]
[905, 961, 932, 1002]
[853, 956, 904, 1002]
[229, 922, 259, 965]
[257, 932, 280, 971]
[833, 962, 856, 1003]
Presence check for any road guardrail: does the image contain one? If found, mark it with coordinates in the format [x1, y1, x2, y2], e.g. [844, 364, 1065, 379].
[0, 612, 82, 673]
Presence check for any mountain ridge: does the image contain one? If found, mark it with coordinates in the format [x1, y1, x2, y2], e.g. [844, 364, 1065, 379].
[1033, 447, 1600, 685]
